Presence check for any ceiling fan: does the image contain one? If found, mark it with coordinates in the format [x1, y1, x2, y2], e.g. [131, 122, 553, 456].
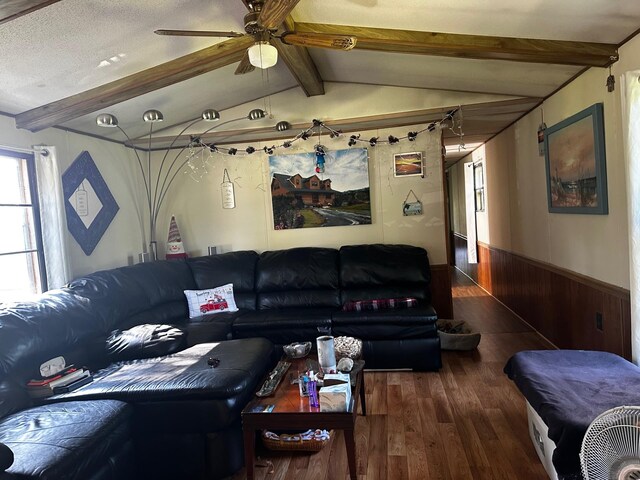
[155, 0, 357, 75]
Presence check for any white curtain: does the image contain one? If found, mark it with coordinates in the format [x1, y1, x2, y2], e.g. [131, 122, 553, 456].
[34, 146, 71, 289]
[621, 72, 640, 363]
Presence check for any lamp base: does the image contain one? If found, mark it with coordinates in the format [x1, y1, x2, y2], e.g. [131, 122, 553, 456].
[138, 252, 152, 263]
[149, 241, 158, 261]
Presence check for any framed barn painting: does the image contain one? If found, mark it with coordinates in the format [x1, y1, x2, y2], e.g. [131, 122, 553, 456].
[543, 103, 608, 214]
[268, 148, 371, 229]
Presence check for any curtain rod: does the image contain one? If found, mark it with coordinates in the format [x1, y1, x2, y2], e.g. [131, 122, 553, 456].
[0, 144, 49, 155]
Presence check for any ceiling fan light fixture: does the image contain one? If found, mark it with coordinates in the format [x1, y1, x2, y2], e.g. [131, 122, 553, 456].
[142, 109, 164, 123]
[96, 113, 119, 127]
[248, 41, 277, 69]
[201, 109, 220, 121]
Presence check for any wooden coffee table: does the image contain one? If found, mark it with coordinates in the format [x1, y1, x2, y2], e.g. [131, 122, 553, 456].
[241, 357, 366, 480]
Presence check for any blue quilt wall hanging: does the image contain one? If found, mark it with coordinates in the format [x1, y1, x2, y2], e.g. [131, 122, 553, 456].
[62, 151, 119, 255]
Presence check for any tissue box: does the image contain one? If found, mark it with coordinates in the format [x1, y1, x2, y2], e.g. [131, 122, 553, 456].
[319, 373, 352, 412]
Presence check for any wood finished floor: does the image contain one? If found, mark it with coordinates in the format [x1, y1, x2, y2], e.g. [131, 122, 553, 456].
[232, 269, 553, 480]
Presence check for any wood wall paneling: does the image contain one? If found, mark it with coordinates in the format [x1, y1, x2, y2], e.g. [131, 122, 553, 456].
[452, 236, 631, 359]
[430, 264, 453, 320]
[452, 233, 478, 282]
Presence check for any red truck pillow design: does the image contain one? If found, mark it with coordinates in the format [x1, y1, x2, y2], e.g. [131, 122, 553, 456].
[184, 283, 238, 319]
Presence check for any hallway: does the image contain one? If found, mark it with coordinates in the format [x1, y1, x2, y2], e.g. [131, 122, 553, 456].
[234, 268, 554, 479]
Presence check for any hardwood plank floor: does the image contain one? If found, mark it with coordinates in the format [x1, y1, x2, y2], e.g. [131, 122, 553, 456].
[233, 269, 553, 479]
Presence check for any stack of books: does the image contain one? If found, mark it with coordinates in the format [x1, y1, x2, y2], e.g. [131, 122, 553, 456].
[26, 367, 93, 398]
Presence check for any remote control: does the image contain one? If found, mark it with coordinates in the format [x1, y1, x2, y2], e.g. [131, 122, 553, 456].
[256, 360, 291, 397]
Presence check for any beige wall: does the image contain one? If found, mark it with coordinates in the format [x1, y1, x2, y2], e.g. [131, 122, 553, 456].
[448, 34, 640, 289]
[0, 115, 142, 278]
[161, 123, 448, 264]
[3, 81, 498, 280]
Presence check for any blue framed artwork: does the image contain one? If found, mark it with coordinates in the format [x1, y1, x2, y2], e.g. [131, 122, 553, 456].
[62, 151, 119, 255]
[543, 103, 608, 214]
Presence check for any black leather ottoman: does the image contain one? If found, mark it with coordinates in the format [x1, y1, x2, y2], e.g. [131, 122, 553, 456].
[48, 338, 275, 480]
[0, 399, 134, 480]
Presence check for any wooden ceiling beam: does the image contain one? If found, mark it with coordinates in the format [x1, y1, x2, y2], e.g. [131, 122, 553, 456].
[0, 0, 62, 26]
[133, 97, 538, 148]
[259, 0, 301, 30]
[272, 17, 324, 97]
[295, 22, 618, 67]
[15, 36, 254, 132]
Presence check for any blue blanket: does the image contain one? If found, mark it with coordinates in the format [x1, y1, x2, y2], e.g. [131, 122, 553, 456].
[504, 350, 640, 479]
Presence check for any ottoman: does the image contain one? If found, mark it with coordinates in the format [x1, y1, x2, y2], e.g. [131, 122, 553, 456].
[48, 338, 276, 480]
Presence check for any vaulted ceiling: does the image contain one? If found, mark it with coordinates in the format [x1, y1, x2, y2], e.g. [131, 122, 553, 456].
[1, 0, 638, 163]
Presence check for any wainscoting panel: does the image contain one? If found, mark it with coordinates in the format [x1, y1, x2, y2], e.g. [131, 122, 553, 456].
[453, 234, 631, 358]
[453, 233, 477, 282]
[430, 264, 453, 320]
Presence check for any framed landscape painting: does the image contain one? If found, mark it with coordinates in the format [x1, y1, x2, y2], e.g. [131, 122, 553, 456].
[543, 103, 608, 214]
[393, 151, 423, 177]
[269, 148, 371, 229]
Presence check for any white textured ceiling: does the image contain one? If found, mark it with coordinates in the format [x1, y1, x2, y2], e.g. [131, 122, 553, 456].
[292, 0, 640, 43]
[309, 49, 582, 98]
[1, 0, 640, 142]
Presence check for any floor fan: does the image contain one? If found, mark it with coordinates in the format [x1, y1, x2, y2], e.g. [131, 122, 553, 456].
[580, 406, 640, 480]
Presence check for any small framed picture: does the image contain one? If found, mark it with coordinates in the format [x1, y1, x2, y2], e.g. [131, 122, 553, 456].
[393, 152, 423, 177]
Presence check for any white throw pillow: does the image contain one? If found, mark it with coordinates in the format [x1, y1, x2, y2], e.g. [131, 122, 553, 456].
[184, 283, 239, 318]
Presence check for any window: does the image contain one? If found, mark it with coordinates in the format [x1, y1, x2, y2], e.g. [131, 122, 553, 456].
[474, 162, 485, 212]
[0, 149, 47, 301]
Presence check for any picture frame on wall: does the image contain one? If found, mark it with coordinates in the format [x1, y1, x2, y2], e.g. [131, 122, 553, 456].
[543, 103, 608, 214]
[393, 152, 423, 177]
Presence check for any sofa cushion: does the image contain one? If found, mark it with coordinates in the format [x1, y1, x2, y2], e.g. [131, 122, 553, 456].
[332, 305, 438, 339]
[122, 300, 189, 330]
[187, 251, 259, 310]
[47, 339, 275, 432]
[0, 289, 101, 379]
[256, 247, 340, 309]
[68, 260, 197, 332]
[106, 324, 186, 362]
[232, 308, 333, 344]
[342, 297, 418, 311]
[170, 310, 247, 346]
[0, 399, 132, 480]
[339, 244, 432, 305]
[117, 260, 197, 306]
[0, 378, 32, 420]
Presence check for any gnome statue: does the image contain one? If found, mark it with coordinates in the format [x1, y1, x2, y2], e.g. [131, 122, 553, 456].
[166, 215, 187, 259]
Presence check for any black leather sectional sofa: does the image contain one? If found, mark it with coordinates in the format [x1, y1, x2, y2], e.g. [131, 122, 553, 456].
[0, 244, 440, 479]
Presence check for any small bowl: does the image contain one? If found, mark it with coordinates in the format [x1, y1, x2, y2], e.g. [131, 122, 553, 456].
[283, 341, 312, 359]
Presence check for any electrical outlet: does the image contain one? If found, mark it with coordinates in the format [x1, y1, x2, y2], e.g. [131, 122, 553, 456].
[596, 312, 603, 331]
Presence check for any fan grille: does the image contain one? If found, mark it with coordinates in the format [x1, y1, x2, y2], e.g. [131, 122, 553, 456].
[581, 406, 640, 480]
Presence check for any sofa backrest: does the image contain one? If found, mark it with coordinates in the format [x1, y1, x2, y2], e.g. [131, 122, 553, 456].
[187, 251, 259, 310]
[0, 289, 102, 392]
[339, 244, 432, 305]
[255, 247, 340, 309]
[67, 259, 196, 332]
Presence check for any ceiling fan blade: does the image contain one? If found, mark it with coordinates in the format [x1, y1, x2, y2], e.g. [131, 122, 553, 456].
[259, 0, 301, 30]
[154, 29, 245, 38]
[235, 51, 256, 75]
[281, 32, 357, 51]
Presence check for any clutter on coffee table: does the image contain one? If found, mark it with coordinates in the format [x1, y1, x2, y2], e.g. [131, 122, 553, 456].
[283, 341, 312, 359]
[333, 336, 363, 360]
[262, 429, 331, 452]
